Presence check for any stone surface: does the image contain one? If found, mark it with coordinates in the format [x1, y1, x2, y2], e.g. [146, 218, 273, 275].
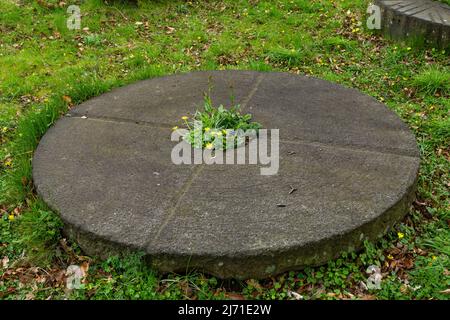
[33, 71, 420, 279]
[376, 0, 450, 48]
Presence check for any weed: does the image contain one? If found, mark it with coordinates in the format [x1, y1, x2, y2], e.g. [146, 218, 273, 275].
[179, 94, 261, 150]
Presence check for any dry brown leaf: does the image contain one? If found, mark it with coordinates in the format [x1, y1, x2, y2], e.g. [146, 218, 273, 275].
[1, 256, 9, 269]
[360, 294, 377, 300]
[226, 293, 246, 300]
[80, 261, 89, 278]
[246, 279, 263, 290]
[165, 26, 175, 34]
[25, 292, 35, 300]
[62, 95, 72, 104]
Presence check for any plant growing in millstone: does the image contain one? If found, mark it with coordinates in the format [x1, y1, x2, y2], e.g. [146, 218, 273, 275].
[175, 94, 261, 150]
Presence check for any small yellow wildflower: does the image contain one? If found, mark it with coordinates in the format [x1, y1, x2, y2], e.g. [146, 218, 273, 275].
[181, 116, 188, 120]
[432, 256, 437, 261]
[172, 126, 178, 131]
[1, 127, 7, 133]
[407, 47, 412, 51]
[8, 214, 14, 221]
[4, 160, 12, 167]
[222, 129, 227, 135]
[397, 232, 404, 239]
[204, 127, 211, 132]
[387, 254, 394, 260]
[205, 143, 213, 149]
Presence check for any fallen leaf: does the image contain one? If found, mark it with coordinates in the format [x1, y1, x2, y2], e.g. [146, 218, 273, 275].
[287, 290, 303, 300]
[1, 256, 9, 269]
[165, 26, 175, 34]
[25, 292, 35, 300]
[62, 95, 72, 104]
[226, 293, 246, 300]
[360, 294, 376, 300]
[80, 261, 89, 278]
[246, 279, 263, 290]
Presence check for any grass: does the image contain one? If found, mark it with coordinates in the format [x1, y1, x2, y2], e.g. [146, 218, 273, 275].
[0, 0, 449, 300]
[412, 66, 450, 96]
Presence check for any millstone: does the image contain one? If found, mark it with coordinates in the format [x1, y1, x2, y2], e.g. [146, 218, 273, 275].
[376, 0, 450, 49]
[33, 71, 420, 279]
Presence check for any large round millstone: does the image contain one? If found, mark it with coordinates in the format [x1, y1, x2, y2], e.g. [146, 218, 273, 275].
[33, 71, 420, 279]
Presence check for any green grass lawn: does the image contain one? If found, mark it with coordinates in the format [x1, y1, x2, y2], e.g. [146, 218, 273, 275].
[0, 0, 449, 300]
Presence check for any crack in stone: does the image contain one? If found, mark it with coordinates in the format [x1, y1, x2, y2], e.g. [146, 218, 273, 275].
[240, 73, 265, 112]
[281, 138, 419, 159]
[66, 113, 173, 129]
[146, 165, 204, 246]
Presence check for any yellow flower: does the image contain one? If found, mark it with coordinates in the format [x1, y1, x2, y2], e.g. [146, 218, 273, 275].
[4, 160, 12, 167]
[397, 232, 404, 239]
[181, 116, 188, 120]
[8, 214, 14, 221]
[432, 256, 437, 261]
[205, 143, 213, 149]
[172, 126, 178, 131]
[204, 127, 210, 132]
[387, 254, 394, 260]
[222, 129, 227, 135]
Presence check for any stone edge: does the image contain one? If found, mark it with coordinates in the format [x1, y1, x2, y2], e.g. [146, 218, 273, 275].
[375, 0, 450, 49]
[58, 162, 419, 279]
